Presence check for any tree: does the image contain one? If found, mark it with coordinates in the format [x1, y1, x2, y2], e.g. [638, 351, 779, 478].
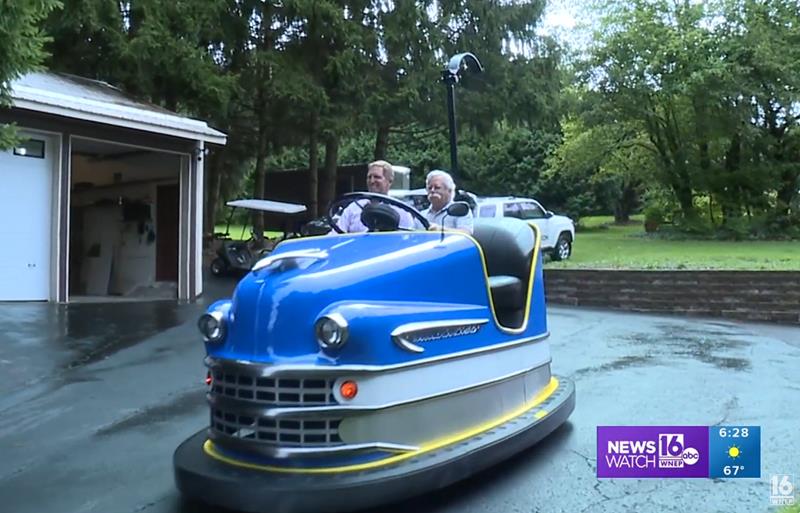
[44, 0, 233, 116]
[584, 0, 721, 219]
[722, 0, 800, 220]
[365, 0, 562, 196]
[571, 0, 800, 232]
[0, 0, 61, 148]
[362, 1, 443, 160]
[545, 117, 654, 222]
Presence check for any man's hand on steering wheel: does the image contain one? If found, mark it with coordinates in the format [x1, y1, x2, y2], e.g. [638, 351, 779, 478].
[326, 192, 430, 233]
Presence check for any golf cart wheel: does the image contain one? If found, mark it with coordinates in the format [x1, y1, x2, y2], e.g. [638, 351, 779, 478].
[210, 257, 227, 276]
[553, 234, 572, 261]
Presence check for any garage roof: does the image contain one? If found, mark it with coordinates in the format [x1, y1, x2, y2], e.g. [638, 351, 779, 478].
[9, 72, 227, 145]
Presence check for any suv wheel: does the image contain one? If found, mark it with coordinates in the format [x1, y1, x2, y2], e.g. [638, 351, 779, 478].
[552, 234, 572, 261]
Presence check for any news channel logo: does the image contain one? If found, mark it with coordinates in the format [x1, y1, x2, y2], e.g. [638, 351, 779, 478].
[596, 426, 708, 478]
[597, 425, 761, 479]
[770, 474, 795, 507]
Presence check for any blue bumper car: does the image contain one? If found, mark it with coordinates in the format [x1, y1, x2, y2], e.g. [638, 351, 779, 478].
[174, 192, 575, 513]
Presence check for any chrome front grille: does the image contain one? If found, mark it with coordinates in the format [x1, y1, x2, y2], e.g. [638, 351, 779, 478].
[210, 369, 336, 406]
[207, 361, 343, 448]
[211, 408, 342, 446]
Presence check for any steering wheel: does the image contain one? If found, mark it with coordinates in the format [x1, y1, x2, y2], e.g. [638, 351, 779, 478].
[326, 192, 430, 233]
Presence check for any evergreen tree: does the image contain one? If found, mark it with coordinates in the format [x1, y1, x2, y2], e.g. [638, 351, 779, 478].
[0, 0, 61, 148]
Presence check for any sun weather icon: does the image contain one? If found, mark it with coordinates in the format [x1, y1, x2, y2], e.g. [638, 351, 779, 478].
[708, 426, 760, 478]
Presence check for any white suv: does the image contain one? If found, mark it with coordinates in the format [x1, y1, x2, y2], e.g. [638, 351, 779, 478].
[475, 197, 575, 260]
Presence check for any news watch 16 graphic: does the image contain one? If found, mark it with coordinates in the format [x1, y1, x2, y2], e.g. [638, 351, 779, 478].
[596, 425, 761, 479]
[596, 426, 709, 478]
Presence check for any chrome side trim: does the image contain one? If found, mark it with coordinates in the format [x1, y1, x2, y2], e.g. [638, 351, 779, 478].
[208, 359, 552, 419]
[206, 331, 549, 377]
[210, 434, 418, 459]
[390, 318, 489, 353]
[251, 249, 328, 272]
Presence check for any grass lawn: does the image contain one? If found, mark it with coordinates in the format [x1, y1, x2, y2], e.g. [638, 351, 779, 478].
[781, 502, 799, 513]
[213, 225, 284, 240]
[548, 215, 800, 270]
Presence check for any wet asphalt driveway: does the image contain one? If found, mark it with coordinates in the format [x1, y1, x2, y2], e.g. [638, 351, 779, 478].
[0, 277, 798, 513]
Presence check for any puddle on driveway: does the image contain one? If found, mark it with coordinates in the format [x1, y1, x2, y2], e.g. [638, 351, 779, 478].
[0, 300, 204, 408]
[0, 274, 238, 410]
[57, 301, 194, 368]
[621, 323, 752, 371]
[571, 355, 654, 378]
[94, 388, 206, 437]
[570, 321, 753, 378]
[0, 301, 199, 370]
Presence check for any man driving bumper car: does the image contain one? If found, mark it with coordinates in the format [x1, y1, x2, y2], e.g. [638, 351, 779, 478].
[331, 160, 416, 233]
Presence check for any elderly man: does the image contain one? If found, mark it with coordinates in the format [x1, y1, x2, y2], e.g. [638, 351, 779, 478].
[333, 160, 415, 233]
[421, 170, 474, 234]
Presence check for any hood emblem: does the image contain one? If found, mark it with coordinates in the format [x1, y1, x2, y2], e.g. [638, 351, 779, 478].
[391, 319, 488, 353]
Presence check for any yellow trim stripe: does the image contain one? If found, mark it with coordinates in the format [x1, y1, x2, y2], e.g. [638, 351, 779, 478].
[203, 376, 559, 474]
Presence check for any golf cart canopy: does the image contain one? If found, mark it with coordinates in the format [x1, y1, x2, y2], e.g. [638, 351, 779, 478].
[226, 199, 307, 214]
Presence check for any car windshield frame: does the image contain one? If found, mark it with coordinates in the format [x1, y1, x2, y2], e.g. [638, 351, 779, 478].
[518, 201, 547, 220]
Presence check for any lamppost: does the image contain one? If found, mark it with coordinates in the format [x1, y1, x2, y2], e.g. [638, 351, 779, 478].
[442, 52, 483, 182]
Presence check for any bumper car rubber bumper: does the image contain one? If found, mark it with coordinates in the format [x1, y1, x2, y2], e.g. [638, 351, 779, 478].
[174, 376, 575, 513]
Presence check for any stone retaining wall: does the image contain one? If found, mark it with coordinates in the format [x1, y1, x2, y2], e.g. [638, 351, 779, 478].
[543, 270, 800, 325]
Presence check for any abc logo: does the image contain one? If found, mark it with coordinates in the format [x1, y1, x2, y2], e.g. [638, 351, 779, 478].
[682, 447, 700, 465]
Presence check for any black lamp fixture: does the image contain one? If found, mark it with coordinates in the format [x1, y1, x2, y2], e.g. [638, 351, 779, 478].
[441, 52, 484, 182]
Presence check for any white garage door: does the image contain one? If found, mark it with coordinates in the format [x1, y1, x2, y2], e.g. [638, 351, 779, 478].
[0, 132, 55, 300]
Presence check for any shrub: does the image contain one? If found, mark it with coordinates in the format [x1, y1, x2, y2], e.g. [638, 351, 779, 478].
[643, 203, 667, 233]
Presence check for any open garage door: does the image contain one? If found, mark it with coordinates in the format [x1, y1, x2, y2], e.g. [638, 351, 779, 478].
[69, 137, 182, 300]
[0, 133, 55, 301]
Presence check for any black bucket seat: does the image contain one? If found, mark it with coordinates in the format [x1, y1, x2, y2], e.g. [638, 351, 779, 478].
[471, 218, 536, 328]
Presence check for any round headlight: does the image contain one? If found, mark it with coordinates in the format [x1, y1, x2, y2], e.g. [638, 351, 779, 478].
[198, 311, 226, 343]
[315, 313, 349, 349]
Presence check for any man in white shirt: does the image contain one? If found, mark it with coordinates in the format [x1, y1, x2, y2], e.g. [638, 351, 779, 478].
[421, 170, 474, 234]
[333, 160, 415, 233]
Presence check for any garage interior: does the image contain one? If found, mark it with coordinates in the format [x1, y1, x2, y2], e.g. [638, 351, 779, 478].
[69, 137, 184, 300]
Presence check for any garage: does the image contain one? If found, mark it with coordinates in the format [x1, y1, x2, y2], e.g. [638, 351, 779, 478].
[0, 71, 226, 302]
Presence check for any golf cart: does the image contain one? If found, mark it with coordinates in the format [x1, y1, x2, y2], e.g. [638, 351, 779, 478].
[210, 199, 308, 277]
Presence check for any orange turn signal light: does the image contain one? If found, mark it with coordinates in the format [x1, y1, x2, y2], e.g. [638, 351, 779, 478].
[340, 380, 358, 400]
